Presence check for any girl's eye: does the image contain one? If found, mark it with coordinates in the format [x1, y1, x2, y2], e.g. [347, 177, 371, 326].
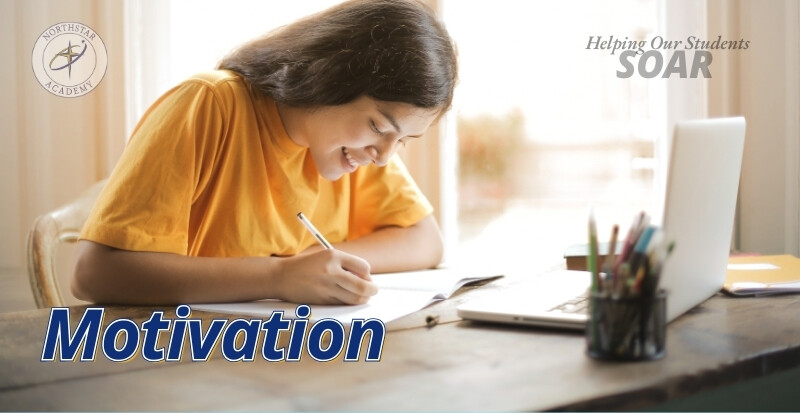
[370, 120, 385, 136]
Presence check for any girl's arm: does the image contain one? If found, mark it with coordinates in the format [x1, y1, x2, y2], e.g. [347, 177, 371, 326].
[306, 215, 445, 274]
[71, 240, 377, 306]
[72, 215, 442, 305]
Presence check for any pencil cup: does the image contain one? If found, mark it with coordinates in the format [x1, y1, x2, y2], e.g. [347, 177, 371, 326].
[586, 290, 667, 361]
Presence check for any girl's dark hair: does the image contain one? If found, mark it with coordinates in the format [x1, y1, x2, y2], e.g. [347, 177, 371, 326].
[217, 0, 457, 111]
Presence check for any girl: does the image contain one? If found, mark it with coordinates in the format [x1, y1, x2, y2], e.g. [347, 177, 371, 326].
[72, 0, 458, 306]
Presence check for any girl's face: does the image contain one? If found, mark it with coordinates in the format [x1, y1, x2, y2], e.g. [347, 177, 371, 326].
[282, 96, 440, 181]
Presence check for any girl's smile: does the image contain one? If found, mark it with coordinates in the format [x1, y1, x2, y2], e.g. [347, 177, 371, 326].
[278, 96, 440, 180]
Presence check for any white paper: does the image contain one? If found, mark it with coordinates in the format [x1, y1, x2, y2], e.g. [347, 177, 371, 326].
[728, 280, 800, 296]
[371, 268, 494, 297]
[727, 263, 780, 271]
[192, 268, 501, 325]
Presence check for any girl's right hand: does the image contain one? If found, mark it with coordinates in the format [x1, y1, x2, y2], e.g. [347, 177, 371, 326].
[274, 249, 378, 305]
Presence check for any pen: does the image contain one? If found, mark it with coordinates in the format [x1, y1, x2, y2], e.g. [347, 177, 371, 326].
[644, 240, 675, 296]
[615, 212, 643, 272]
[588, 206, 600, 292]
[615, 262, 630, 297]
[296, 212, 334, 250]
[605, 224, 619, 292]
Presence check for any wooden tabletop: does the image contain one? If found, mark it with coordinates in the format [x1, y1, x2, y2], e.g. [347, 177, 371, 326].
[2, 274, 800, 411]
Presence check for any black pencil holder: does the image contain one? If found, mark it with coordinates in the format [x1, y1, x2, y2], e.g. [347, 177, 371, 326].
[586, 290, 667, 361]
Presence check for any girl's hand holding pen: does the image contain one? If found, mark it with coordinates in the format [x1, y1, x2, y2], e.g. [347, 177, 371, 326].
[287, 211, 377, 305]
[276, 248, 377, 305]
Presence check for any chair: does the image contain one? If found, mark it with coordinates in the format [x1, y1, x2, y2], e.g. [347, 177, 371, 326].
[26, 179, 107, 308]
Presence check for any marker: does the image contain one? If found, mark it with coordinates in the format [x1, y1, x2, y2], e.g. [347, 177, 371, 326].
[628, 225, 656, 282]
[296, 212, 333, 250]
[615, 212, 644, 272]
[633, 225, 657, 255]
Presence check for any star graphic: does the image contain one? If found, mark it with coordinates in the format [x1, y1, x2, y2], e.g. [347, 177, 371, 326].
[49, 40, 86, 79]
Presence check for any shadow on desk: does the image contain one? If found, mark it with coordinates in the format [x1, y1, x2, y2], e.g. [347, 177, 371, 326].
[457, 319, 584, 336]
[643, 365, 800, 412]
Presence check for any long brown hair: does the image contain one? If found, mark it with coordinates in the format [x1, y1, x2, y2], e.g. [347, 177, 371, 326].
[217, 0, 457, 111]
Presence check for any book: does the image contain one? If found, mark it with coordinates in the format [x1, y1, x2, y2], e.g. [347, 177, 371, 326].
[192, 268, 503, 325]
[723, 255, 800, 296]
[564, 241, 624, 271]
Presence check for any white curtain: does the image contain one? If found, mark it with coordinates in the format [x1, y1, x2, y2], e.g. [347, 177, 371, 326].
[0, 0, 130, 273]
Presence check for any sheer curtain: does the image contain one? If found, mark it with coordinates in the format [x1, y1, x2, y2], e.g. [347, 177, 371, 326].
[1, 0, 129, 273]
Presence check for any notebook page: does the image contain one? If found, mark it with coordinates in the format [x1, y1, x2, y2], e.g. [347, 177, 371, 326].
[193, 288, 438, 325]
[372, 268, 502, 298]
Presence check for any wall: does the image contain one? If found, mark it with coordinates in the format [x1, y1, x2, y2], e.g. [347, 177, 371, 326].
[708, 0, 800, 255]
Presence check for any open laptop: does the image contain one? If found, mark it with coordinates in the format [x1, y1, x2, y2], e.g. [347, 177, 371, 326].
[457, 117, 747, 329]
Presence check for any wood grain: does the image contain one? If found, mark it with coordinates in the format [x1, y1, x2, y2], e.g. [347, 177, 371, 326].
[1, 285, 799, 411]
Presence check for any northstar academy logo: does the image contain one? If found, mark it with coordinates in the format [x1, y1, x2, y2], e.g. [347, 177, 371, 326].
[32, 22, 107, 98]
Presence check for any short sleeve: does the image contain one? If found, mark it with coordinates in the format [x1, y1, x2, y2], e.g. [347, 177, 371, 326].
[347, 156, 434, 240]
[80, 80, 226, 254]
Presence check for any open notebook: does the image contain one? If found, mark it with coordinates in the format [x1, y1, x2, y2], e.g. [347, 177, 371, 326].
[193, 269, 502, 325]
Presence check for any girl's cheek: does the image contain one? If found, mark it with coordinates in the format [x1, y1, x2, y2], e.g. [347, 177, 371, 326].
[342, 129, 375, 147]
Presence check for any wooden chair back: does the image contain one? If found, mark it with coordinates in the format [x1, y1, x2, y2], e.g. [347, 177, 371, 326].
[26, 180, 107, 308]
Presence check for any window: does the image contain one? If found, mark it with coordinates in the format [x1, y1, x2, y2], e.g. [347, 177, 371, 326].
[125, 1, 344, 132]
[134, 1, 682, 270]
[167, 1, 343, 87]
[443, 0, 662, 270]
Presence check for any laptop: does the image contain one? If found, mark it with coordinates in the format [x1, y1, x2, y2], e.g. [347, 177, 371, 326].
[457, 117, 747, 329]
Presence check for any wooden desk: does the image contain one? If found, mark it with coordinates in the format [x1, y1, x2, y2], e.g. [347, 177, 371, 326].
[2, 275, 800, 411]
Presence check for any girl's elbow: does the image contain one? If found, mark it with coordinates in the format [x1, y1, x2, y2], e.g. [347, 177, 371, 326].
[72, 251, 97, 302]
[421, 218, 444, 268]
[430, 236, 444, 268]
[71, 241, 109, 303]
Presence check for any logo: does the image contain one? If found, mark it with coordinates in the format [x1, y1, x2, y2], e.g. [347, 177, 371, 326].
[32, 22, 108, 98]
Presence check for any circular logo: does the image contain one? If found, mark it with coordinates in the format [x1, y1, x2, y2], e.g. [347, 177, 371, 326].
[31, 22, 108, 98]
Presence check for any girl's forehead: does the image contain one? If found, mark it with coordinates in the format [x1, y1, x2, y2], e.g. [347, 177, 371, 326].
[372, 100, 440, 133]
[374, 99, 441, 119]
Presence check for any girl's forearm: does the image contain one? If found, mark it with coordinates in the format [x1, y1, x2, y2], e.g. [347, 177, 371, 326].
[72, 240, 284, 305]
[332, 215, 444, 273]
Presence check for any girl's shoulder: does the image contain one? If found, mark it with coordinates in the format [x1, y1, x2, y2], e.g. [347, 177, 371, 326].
[170, 70, 256, 111]
[178, 70, 248, 94]
[184, 70, 244, 88]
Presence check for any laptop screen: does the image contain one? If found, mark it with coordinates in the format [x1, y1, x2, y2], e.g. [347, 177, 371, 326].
[658, 117, 746, 321]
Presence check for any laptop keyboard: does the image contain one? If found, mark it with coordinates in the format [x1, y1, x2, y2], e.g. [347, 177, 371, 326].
[548, 292, 589, 315]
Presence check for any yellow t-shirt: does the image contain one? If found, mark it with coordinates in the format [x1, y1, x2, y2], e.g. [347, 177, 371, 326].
[81, 70, 433, 257]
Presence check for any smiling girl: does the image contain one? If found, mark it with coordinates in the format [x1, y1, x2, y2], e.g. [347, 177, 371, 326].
[72, 0, 458, 306]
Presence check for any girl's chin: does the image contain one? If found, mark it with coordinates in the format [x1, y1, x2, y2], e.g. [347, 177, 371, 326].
[319, 166, 347, 181]
[311, 151, 354, 181]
